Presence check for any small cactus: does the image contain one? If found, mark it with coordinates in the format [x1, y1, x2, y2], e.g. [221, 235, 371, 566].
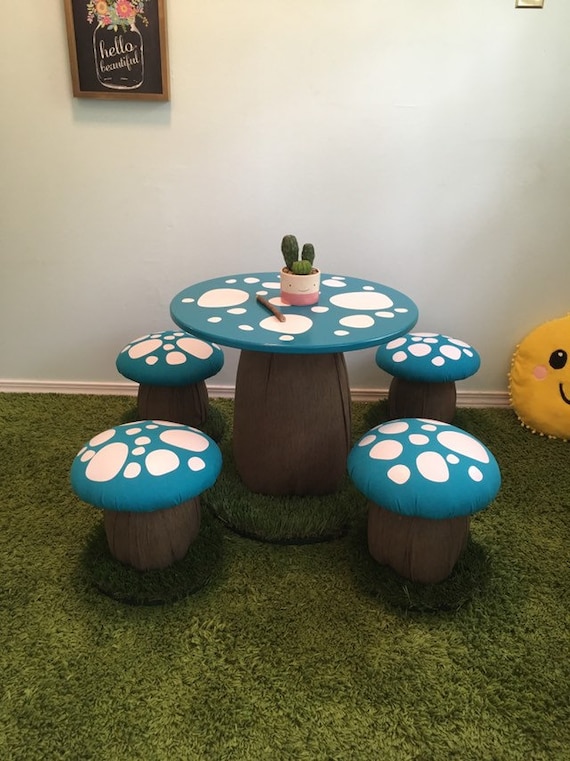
[281, 235, 316, 274]
[292, 259, 312, 275]
[281, 235, 299, 271]
[301, 243, 315, 267]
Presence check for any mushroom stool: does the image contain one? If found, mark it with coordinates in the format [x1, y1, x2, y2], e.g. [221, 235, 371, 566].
[348, 418, 501, 584]
[375, 332, 480, 423]
[116, 331, 224, 428]
[70, 420, 222, 571]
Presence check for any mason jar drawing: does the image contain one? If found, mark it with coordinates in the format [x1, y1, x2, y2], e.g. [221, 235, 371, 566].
[93, 21, 144, 90]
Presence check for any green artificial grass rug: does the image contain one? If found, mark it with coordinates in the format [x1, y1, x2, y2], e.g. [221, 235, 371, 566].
[0, 392, 569, 760]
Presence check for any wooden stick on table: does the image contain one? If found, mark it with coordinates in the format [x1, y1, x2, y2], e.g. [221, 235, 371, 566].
[256, 295, 286, 322]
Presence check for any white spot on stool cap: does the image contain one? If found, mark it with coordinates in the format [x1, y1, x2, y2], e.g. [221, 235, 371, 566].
[86, 442, 129, 482]
[146, 449, 180, 476]
[388, 464, 411, 484]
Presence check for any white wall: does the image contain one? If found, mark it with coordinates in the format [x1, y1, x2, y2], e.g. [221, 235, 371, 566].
[2, 1, 569, 393]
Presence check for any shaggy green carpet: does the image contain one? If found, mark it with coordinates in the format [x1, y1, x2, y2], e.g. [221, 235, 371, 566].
[0, 393, 569, 760]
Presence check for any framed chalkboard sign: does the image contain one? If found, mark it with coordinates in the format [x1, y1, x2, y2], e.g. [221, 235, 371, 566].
[64, 0, 169, 101]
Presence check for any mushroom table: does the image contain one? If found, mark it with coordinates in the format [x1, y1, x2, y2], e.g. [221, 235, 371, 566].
[170, 272, 418, 499]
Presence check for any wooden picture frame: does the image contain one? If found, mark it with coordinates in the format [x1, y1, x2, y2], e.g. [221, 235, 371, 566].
[64, 0, 169, 101]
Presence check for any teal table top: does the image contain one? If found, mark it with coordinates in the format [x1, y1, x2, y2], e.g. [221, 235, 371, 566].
[170, 272, 418, 354]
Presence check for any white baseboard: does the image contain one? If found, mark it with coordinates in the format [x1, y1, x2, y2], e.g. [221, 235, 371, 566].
[0, 380, 140, 396]
[350, 387, 509, 407]
[0, 379, 509, 407]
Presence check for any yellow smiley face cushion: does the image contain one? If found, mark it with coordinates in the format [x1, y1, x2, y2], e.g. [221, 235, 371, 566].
[509, 314, 570, 440]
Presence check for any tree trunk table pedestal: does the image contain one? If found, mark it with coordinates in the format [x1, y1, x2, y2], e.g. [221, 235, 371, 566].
[233, 350, 352, 496]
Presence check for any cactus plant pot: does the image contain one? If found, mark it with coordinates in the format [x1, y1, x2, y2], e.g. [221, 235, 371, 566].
[280, 267, 321, 306]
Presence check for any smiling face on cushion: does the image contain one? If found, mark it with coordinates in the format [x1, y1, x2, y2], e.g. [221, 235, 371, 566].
[509, 314, 570, 440]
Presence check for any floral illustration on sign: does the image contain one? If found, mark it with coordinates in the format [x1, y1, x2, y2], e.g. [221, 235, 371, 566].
[86, 1, 150, 90]
[87, 1, 150, 30]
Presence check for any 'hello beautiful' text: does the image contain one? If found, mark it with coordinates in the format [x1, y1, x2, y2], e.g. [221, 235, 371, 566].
[98, 34, 141, 73]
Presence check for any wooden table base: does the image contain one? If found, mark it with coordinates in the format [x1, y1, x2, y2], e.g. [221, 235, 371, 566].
[233, 351, 352, 496]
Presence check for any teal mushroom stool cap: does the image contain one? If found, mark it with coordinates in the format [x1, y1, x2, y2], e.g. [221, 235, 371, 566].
[116, 331, 224, 428]
[375, 332, 481, 422]
[348, 418, 500, 583]
[71, 420, 222, 570]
